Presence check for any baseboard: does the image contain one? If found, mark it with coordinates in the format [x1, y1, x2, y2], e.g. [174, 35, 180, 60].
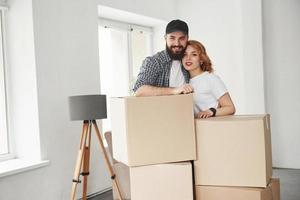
[77, 187, 112, 200]
[273, 167, 300, 170]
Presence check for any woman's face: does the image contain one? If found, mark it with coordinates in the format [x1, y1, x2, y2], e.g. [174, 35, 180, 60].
[182, 45, 201, 71]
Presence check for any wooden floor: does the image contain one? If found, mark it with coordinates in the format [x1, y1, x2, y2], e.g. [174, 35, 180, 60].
[89, 168, 300, 200]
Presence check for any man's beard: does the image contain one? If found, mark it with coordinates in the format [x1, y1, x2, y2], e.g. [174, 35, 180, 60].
[166, 44, 186, 60]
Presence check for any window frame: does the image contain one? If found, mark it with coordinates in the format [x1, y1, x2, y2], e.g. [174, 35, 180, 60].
[0, 6, 14, 161]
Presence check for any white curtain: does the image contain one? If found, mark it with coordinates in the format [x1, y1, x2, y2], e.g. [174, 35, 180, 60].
[99, 26, 130, 97]
[98, 26, 130, 132]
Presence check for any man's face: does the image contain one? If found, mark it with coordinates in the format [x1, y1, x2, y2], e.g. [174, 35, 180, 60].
[165, 31, 188, 60]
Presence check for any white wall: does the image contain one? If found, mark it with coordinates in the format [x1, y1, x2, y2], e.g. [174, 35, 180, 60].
[262, 0, 300, 168]
[97, 0, 176, 22]
[176, 0, 265, 115]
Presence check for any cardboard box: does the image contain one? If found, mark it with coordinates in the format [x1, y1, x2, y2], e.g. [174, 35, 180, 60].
[110, 94, 196, 167]
[113, 162, 131, 200]
[113, 162, 194, 200]
[194, 115, 273, 187]
[195, 178, 280, 200]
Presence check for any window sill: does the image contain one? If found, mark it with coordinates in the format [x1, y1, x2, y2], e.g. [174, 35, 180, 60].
[0, 158, 50, 178]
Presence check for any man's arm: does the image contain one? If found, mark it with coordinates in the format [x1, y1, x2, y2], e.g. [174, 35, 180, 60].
[133, 55, 193, 96]
[135, 84, 193, 97]
[133, 57, 159, 94]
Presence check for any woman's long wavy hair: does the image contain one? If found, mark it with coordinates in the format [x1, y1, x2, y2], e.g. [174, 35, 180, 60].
[187, 40, 213, 72]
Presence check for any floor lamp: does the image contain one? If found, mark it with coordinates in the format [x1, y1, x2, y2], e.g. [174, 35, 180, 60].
[68, 95, 123, 200]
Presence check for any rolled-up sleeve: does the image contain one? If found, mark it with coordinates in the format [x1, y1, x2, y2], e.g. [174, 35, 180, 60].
[133, 57, 160, 92]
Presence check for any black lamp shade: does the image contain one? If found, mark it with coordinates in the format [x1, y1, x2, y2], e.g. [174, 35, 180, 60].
[68, 95, 107, 121]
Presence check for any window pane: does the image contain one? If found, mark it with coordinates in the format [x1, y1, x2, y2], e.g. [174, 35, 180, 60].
[131, 29, 152, 85]
[99, 27, 130, 97]
[98, 26, 130, 133]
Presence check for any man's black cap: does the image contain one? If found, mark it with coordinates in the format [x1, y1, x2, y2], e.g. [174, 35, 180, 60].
[165, 19, 189, 35]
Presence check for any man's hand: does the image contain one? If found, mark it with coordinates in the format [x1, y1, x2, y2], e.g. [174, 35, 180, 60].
[172, 84, 194, 95]
[196, 110, 214, 118]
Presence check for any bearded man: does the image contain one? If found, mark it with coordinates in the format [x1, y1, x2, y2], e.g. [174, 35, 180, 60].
[133, 19, 194, 96]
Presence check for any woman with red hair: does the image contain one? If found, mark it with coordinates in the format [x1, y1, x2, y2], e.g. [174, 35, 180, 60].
[182, 40, 235, 118]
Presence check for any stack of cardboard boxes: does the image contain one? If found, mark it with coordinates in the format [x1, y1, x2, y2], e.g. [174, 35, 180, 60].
[110, 94, 196, 200]
[109, 94, 280, 200]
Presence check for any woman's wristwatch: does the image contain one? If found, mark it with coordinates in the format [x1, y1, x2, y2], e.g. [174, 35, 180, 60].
[209, 107, 217, 117]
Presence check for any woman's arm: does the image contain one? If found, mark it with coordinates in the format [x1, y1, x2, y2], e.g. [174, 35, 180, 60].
[196, 92, 235, 118]
[215, 92, 235, 116]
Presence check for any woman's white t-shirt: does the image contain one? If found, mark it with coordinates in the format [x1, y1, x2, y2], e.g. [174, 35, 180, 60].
[189, 71, 227, 114]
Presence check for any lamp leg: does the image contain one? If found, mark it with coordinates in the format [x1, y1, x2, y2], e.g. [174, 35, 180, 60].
[82, 122, 92, 200]
[92, 120, 123, 200]
[70, 121, 89, 200]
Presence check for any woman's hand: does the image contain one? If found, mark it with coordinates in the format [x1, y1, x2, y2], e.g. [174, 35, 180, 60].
[172, 84, 194, 95]
[196, 110, 214, 118]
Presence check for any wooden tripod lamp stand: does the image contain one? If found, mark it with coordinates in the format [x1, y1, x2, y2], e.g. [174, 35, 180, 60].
[68, 95, 123, 200]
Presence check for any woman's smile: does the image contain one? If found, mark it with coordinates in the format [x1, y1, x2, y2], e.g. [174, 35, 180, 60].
[185, 61, 193, 67]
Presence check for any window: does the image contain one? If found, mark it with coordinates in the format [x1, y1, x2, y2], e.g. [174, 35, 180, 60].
[0, 3, 49, 178]
[98, 18, 153, 132]
[0, 6, 9, 160]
